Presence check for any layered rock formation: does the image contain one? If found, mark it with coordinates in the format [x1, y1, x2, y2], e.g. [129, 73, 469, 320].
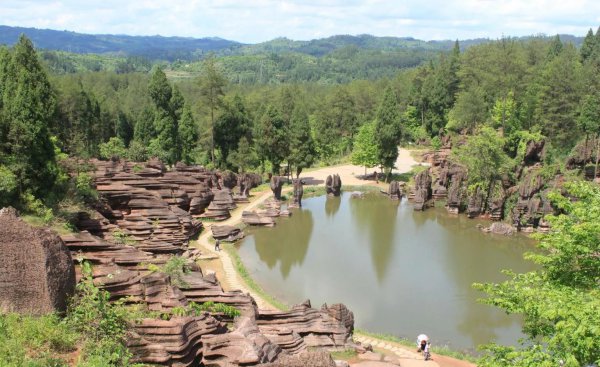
[211, 225, 245, 242]
[289, 179, 304, 208]
[270, 176, 284, 201]
[326, 174, 342, 197]
[3, 159, 357, 366]
[384, 181, 403, 200]
[242, 199, 289, 226]
[257, 300, 353, 349]
[0, 207, 76, 314]
[412, 169, 432, 211]
[201, 189, 236, 221]
[411, 138, 559, 231]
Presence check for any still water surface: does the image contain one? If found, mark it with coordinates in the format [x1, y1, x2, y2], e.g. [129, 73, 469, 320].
[238, 192, 535, 351]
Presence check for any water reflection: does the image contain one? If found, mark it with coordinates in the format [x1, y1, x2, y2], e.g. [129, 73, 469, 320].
[239, 193, 535, 350]
[349, 193, 398, 283]
[325, 196, 341, 217]
[251, 208, 314, 279]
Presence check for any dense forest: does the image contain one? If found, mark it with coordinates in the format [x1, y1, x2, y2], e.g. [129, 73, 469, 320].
[1, 27, 600, 365]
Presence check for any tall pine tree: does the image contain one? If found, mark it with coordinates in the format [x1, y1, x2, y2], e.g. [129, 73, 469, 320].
[375, 86, 402, 180]
[0, 35, 57, 201]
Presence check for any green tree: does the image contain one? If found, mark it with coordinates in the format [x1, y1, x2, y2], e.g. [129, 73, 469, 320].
[453, 126, 509, 197]
[0, 35, 58, 201]
[491, 90, 521, 135]
[288, 106, 316, 177]
[254, 105, 288, 174]
[98, 137, 127, 160]
[547, 34, 564, 59]
[134, 107, 156, 145]
[151, 108, 178, 164]
[148, 67, 172, 111]
[375, 86, 402, 180]
[537, 45, 581, 150]
[227, 136, 258, 173]
[178, 104, 198, 165]
[214, 95, 251, 168]
[476, 182, 600, 367]
[351, 121, 380, 175]
[578, 92, 600, 176]
[147, 68, 178, 164]
[446, 87, 488, 133]
[580, 28, 597, 63]
[198, 55, 226, 165]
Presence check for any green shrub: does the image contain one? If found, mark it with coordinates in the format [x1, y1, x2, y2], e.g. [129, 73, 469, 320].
[162, 256, 191, 288]
[189, 301, 241, 318]
[66, 261, 133, 366]
[0, 313, 78, 366]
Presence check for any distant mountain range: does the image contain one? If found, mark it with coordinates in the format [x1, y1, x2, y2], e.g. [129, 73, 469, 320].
[0, 25, 243, 61]
[0, 25, 584, 62]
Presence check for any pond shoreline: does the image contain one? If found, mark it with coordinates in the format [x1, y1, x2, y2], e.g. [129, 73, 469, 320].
[192, 149, 478, 366]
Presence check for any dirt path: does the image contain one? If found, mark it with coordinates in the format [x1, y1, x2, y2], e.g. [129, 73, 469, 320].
[302, 147, 419, 187]
[191, 148, 475, 367]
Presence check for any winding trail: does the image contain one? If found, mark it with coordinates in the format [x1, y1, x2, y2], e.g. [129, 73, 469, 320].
[192, 149, 475, 367]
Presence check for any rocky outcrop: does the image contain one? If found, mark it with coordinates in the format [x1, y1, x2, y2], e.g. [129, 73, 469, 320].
[270, 176, 285, 201]
[238, 173, 262, 198]
[201, 317, 282, 367]
[466, 187, 485, 218]
[412, 169, 432, 211]
[289, 179, 304, 208]
[242, 199, 289, 226]
[211, 225, 245, 242]
[257, 300, 353, 349]
[219, 170, 238, 190]
[326, 174, 342, 197]
[128, 314, 227, 367]
[0, 207, 76, 314]
[180, 272, 259, 319]
[445, 165, 466, 214]
[384, 181, 403, 200]
[201, 189, 236, 221]
[479, 222, 516, 235]
[262, 351, 336, 367]
[242, 211, 276, 226]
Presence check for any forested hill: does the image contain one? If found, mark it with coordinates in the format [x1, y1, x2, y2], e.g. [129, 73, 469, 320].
[1, 25, 584, 60]
[0, 25, 243, 61]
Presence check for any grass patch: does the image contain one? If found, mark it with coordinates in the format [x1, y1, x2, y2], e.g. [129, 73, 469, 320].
[355, 329, 479, 363]
[0, 313, 79, 367]
[222, 243, 289, 311]
[330, 348, 358, 360]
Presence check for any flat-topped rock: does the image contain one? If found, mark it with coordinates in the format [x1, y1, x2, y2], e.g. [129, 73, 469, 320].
[211, 225, 245, 242]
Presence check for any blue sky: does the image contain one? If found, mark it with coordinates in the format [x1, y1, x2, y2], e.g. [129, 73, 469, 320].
[1, 0, 599, 43]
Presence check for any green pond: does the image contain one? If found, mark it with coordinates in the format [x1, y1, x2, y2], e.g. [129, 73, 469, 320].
[237, 191, 536, 352]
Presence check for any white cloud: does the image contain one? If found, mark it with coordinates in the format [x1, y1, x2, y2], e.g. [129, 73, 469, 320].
[0, 0, 598, 43]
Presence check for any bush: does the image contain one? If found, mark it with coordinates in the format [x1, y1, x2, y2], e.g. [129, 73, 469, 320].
[75, 173, 98, 202]
[0, 313, 78, 366]
[99, 137, 127, 160]
[66, 261, 133, 366]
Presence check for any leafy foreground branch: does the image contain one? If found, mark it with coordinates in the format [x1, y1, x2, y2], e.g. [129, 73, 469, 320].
[475, 181, 600, 367]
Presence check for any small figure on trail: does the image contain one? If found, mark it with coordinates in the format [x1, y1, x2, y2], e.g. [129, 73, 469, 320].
[215, 239, 221, 252]
[374, 171, 378, 184]
[416, 333, 429, 352]
[416, 334, 431, 361]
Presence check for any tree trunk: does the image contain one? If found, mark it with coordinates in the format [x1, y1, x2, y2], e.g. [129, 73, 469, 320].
[584, 133, 589, 164]
[210, 105, 215, 165]
[595, 135, 600, 180]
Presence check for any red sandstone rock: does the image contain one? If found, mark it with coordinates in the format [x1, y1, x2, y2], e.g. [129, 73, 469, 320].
[0, 207, 76, 314]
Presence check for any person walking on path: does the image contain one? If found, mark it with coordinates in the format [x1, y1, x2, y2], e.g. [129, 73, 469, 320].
[214, 239, 221, 251]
